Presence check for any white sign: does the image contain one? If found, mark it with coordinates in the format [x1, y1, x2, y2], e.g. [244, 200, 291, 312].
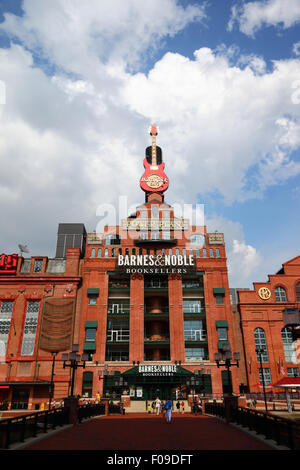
[117, 254, 195, 274]
[138, 364, 177, 376]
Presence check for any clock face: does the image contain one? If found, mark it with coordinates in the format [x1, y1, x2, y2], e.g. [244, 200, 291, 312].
[145, 174, 164, 189]
[258, 287, 271, 300]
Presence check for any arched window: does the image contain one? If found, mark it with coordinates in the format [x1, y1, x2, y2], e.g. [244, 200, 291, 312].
[91, 248, 95, 258]
[202, 249, 207, 258]
[296, 282, 300, 302]
[104, 248, 109, 258]
[216, 248, 220, 258]
[118, 248, 122, 255]
[97, 248, 102, 258]
[209, 248, 214, 258]
[275, 286, 287, 302]
[176, 249, 180, 256]
[254, 328, 269, 362]
[281, 327, 295, 362]
[132, 248, 136, 256]
[196, 249, 200, 258]
[111, 248, 115, 257]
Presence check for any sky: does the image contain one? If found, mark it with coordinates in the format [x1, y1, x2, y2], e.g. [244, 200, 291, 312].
[0, 0, 299, 288]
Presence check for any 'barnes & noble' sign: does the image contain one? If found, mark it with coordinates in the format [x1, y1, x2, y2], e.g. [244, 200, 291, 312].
[117, 254, 196, 274]
[138, 364, 177, 376]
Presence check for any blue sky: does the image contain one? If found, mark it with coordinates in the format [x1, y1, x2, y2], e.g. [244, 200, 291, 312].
[0, 0, 299, 287]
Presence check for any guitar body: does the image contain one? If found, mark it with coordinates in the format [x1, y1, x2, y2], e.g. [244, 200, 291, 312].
[140, 158, 169, 193]
[140, 125, 169, 194]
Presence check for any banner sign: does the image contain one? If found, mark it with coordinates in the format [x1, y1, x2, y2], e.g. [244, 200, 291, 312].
[123, 219, 188, 231]
[117, 254, 196, 274]
[0, 254, 18, 274]
[208, 233, 224, 245]
[138, 364, 177, 376]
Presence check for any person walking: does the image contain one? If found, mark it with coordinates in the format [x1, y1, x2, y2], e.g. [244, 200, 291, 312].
[151, 401, 155, 413]
[155, 397, 161, 415]
[162, 398, 172, 423]
[176, 401, 180, 413]
[181, 401, 185, 414]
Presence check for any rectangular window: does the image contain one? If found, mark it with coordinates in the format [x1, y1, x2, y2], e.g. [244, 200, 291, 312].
[0, 301, 14, 357]
[89, 295, 97, 305]
[215, 294, 224, 305]
[85, 328, 96, 342]
[185, 347, 208, 361]
[259, 368, 272, 385]
[21, 301, 40, 356]
[183, 300, 202, 313]
[162, 230, 170, 240]
[33, 259, 43, 273]
[217, 327, 228, 341]
[287, 367, 300, 377]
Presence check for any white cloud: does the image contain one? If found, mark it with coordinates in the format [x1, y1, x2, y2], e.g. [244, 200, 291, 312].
[293, 41, 300, 56]
[228, 0, 300, 36]
[0, 1, 300, 287]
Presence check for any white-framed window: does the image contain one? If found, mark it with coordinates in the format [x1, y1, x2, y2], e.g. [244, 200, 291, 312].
[21, 301, 40, 356]
[254, 328, 269, 362]
[33, 259, 43, 273]
[281, 328, 295, 362]
[259, 368, 272, 385]
[0, 300, 14, 357]
[275, 286, 287, 302]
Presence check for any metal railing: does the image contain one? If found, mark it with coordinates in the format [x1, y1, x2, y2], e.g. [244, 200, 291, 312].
[78, 403, 105, 423]
[144, 281, 168, 289]
[0, 407, 69, 449]
[107, 304, 130, 314]
[107, 329, 130, 342]
[205, 403, 300, 450]
[184, 329, 207, 341]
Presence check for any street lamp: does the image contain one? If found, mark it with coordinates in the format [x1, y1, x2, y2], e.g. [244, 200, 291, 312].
[215, 348, 240, 396]
[255, 346, 268, 413]
[61, 344, 89, 397]
[49, 351, 58, 410]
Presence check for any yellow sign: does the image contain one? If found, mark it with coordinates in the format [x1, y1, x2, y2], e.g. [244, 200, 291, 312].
[258, 287, 271, 300]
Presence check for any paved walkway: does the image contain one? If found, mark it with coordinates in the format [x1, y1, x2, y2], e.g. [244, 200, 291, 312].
[24, 413, 273, 451]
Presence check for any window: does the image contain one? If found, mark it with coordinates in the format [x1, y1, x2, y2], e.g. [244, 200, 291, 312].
[97, 249, 102, 258]
[296, 283, 300, 302]
[275, 286, 287, 302]
[162, 230, 170, 240]
[281, 328, 295, 362]
[259, 368, 272, 385]
[184, 320, 204, 341]
[215, 295, 224, 305]
[104, 249, 109, 257]
[141, 231, 148, 240]
[91, 248, 95, 258]
[151, 205, 159, 219]
[254, 328, 269, 362]
[85, 328, 96, 342]
[189, 234, 206, 247]
[196, 249, 200, 258]
[33, 259, 43, 273]
[82, 371, 93, 398]
[105, 234, 121, 246]
[151, 231, 159, 240]
[176, 249, 180, 256]
[216, 248, 220, 258]
[202, 249, 207, 258]
[183, 300, 202, 313]
[21, 301, 40, 356]
[209, 248, 214, 258]
[0, 301, 14, 356]
[111, 248, 115, 257]
[132, 248, 136, 256]
[287, 367, 300, 377]
[185, 347, 208, 361]
[217, 328, 228, 341]
[89, 295, 97, 305]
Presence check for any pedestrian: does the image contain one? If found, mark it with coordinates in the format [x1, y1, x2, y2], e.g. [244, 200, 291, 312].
[181, 401, 185, 414]
[155, 396, 161, 415]
[147, 402, 151, 414]
[151, 401, 155, 413]
[176, 401, 180, 413]
[162, 397, 172, 423]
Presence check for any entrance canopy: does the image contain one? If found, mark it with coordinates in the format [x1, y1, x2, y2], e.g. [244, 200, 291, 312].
[272, 377, 300, 388]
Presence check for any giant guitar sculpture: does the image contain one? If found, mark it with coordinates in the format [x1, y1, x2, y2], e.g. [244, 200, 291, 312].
[140, 125, 169, 194]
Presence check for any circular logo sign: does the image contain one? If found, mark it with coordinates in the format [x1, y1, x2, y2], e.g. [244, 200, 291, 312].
[258, 287, 271, 300]
[146, 174, 164, 189]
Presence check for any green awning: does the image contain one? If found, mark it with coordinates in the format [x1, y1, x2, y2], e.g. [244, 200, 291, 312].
[83, 341, 96, 351]
[213, 288, 225, 295]
[85, 321, 98, 328]
[218, 340, 230, 350]
[87, 288, 99, 295]
[216, 320, 228, 328]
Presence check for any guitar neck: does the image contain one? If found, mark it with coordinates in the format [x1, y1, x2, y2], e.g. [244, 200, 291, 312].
[152, 134, 157, 166]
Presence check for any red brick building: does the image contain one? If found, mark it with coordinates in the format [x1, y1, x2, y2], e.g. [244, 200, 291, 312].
[238, 256, 300, 393]
[75, 126, 241, 404]
[0, 247, 83, 410]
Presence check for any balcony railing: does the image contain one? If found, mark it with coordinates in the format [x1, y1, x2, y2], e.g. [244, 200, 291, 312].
[107, 305, 130, 315]
[108, 280, 130, 289]
[107, 330, 130, 342]
[184, 329, 207, 342]
[183, 306, 205, 314]
[182, 281, 203, 289]
[144, 280, 168, 289]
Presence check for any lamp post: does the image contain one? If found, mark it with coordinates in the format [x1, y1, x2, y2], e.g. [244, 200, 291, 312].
[61, 344, 89, 398]
[215, 349, 240, 396]
[255, 347, 268, 413]
[49, 351, 58, 410]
